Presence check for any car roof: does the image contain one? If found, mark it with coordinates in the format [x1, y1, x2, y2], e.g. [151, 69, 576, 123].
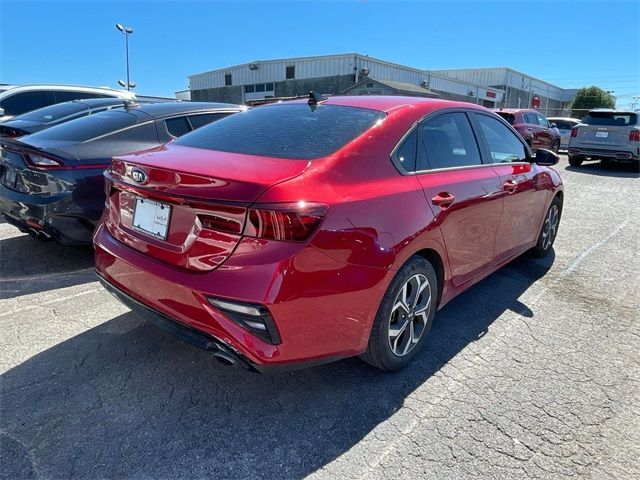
[0, 84, 135, 100]
[266, 95, 487, 114]
[491, 108, 537, 114]
[547, 117, 581, 121]
[124, 101, 244, 119]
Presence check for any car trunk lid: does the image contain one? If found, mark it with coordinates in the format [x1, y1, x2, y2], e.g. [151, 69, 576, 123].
[104, 144, 310, 271]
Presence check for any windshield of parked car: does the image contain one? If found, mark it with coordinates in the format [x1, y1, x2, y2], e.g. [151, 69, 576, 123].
[494, 112, 516, 125]
[12, 102, 88, 124]
[174, 104, 386, 160]
[27, 110, 140, 142]
[583, 112, 637, 126]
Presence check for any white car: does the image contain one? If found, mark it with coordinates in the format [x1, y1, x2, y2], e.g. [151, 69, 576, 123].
[547, 117, 581, 150]
[0, 85, 135, 122]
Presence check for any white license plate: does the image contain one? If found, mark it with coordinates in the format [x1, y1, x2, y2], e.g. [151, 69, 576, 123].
[132, 197, 171, 240]
[595, 131, 609, 138]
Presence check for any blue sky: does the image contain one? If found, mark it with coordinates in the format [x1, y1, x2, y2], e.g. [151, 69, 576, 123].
[1, 0, 639, 108]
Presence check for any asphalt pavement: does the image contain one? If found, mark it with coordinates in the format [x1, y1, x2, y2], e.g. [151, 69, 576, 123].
[1, 156, 638, 479]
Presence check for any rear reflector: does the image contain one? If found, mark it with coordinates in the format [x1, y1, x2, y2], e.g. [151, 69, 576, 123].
[244, 201, 328, 242]
[629, 130, 640, 142]
[570, 127, 578, 138]
[207, 297, 281, 344]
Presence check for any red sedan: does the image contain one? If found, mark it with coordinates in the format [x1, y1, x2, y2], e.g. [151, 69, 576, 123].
[94, 96, 563, 372]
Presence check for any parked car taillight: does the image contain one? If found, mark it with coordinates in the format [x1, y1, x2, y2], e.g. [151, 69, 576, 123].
[629, 130, 640, 142]
[570, 127, 578, 138]
[24, 151, 64, 170]
[196, 204, 246, 235]
[244, 202, 328, 242]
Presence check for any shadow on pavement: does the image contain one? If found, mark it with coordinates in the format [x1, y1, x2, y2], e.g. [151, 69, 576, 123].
[0, 233, 95, 300]
[0, 253, 554, 480]
[565, 160, 640, 178]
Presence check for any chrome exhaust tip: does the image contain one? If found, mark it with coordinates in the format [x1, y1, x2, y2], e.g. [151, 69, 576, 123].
[212, 351, 236, 367]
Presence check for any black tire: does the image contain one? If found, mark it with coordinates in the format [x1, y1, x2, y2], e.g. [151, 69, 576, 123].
[568, 155, 583, 167]
[552, 139, 560, 153]
[360, 256, 438, 371]
[531, 196, 562, 257]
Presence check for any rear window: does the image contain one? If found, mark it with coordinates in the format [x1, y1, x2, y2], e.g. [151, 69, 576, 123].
[28, 110, 139, 142]
[494, 112, 515, 125]
[16, 102, 88, 124]
[583, 112, 637, 126]
[551, 120, 576, 130]
[174, 104, 386, 160]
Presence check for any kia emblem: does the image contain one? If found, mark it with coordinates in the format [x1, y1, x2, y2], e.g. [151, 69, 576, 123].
[131, 168, 148, 184]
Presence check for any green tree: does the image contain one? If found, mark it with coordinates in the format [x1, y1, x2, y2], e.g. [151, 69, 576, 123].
[571, 86, 615, 118]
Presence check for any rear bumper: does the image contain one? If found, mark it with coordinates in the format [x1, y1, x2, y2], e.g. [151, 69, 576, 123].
[0, 180, 103, 245]
[568, 147, 639, 161]
[93, 223, 390, 370]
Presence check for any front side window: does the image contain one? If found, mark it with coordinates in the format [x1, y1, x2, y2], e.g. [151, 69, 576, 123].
[536, 114, 549, 127]
[174, 104, 385, 160]
[475, 114, 528, 163]
[416, 112, 482, 170]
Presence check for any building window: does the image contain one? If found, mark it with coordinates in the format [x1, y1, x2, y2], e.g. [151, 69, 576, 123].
[255, 84, 265, 92]
[225, 73, 232, 86]
[365, 82, 374, 88]
[265, 83, 274, 91]
[286, 65, 295, 80]
[245, 85, 255, 93]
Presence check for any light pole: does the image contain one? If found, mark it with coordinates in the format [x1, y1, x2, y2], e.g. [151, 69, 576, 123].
[115, 23, 134, 90]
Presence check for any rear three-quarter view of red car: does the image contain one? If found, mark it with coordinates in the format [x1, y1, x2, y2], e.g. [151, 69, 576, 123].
[94, 95, 563, 372]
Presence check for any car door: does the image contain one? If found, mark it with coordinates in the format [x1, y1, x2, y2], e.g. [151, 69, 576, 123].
[535, 113, 554, 149]
[522, 112, 542, 149]
[412, 111, 504, 287]
[471, 112, 549, 263]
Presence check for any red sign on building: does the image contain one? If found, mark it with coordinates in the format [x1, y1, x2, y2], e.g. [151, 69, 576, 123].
[532, 96, 541, 109]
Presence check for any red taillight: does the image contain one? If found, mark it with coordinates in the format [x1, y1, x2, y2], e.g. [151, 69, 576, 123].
[629, 130, 640, 142]
[570, 127, 578, 138]
[244, 202, 328, 242]
[195, 203, 246, 235]
[24, 151, 64, 170]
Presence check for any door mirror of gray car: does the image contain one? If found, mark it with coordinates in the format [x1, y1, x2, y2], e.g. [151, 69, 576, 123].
[549, 122, 557, 128]
[534, 148, 559, 166]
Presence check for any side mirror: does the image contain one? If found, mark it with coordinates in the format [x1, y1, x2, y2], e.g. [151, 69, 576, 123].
[549, 123, 557, 128]
[534, 148, 559, 166]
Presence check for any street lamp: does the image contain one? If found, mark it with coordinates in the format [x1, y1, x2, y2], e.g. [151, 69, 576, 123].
[115, 23, 135, 90]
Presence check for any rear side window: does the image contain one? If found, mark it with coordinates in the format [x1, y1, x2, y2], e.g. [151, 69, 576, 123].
[393, 128, 418, 172]
[583, 112, 637, 126]
[16, 102, 88, 123]
[494, 112, 515, 125]
[536, 114, 550, 127]
[417, 113, 482, 170]
[0, 91, 55, 116]
[174, 104, 385, 160]
[165, 117, 191, 137]
[475, 114, 528, 163]
[28, 110, 138, 142]
[188, 113, 230, 130]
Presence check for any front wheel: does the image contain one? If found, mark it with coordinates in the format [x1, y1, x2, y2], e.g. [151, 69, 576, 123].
[360, 256, 438, 371]
[531, 196, 562, 257]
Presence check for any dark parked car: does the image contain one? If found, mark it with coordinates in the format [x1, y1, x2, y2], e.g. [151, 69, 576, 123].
[0, 97, 131, 138]
[95, 96, 563, 372]
[0, 102, 243, 244]
[493, 108, 561, 152]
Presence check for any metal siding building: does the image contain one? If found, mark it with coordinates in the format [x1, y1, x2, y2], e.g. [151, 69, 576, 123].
[186, 54, 574, 115]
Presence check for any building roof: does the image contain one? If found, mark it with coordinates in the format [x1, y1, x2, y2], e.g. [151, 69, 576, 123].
[343, 78, 439, 97]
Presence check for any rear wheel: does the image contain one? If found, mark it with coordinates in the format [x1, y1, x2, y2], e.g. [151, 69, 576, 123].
[360, 257, 438, 371]
[531, 196, 562, 257]
[568, 155, 583, 167]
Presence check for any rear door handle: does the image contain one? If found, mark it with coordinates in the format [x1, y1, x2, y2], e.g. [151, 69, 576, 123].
[503, 180, 518, 194]
[432, 192, 455, 208]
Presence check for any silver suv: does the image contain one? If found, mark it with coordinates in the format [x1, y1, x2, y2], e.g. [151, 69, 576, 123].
[568, 109, 639, 167]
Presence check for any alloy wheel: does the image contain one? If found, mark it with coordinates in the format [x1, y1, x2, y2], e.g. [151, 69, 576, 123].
[388, 273, 432, 356]
[541, 204, 559, 250]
